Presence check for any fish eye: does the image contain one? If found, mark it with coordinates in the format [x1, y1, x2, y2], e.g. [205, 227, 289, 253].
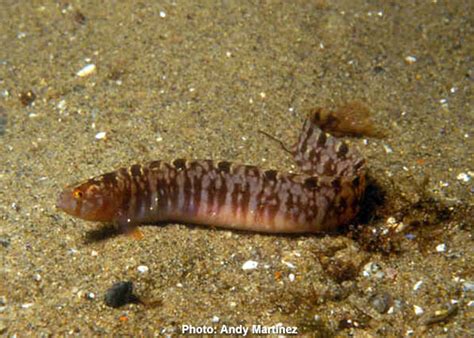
[73, 190, 84, 199]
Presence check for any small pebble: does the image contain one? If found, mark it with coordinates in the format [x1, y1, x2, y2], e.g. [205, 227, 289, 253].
[95, 131, 107, 140]
[33, 273, 41, 282]
[462, 281, 474, 292]
[19, 90, 36, 106]
[156, 131, 163, 142]
[282, 260, 296, 269]
[386, 217, 396, 225]
[0, 106, 6, 136]
[137, 265, 149, 273]
[57, 100, 66, 110]
[86, 292, 95, 300]
[242, 260, 258, 270]
[104, 281, 137, 308]
[385, 268, 398, 280]
[439, 180, 449, 187]
[383, 144, 393, 154]
[393, 299, 403, 311]
[0, 237, 10, 248]
[436, 243, 446, 252]
[413, 305, 424, 315]
[413, 280, 423, 291]
[456, 172, 471, 182]
[373, 66, 384, 73]
[21, 303, 34, 309]
[76, 63, 96, 77]
[371, 292, 392, 314]
[362, 262, 381, 277]
[211, 315, 219, 323]
[405, 56, 417, 64]
[374, 271, 385, 279]
[386, 218, 406, 233]
[159, 11, 166, 18]
[288, 273, 295, 282]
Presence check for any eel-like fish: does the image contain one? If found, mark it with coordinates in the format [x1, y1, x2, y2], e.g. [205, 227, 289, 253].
[57, 106, 368, 236]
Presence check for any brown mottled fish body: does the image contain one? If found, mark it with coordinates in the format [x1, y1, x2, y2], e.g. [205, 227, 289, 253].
[57, 107, 367, 234]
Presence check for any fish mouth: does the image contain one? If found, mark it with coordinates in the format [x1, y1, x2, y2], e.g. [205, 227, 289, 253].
[56, 188, 76, 214]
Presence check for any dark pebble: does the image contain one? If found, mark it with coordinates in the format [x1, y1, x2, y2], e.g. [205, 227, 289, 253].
[0, 237, 10, 248]
[373, 66, 385, 73]
[338, 319, 354, 329]
[19, 90, 36, 106]
[370, 292, 392, 314]
[104, 281, 137, 308]
[73, 10, 87, 25]
[0, 105, 6, 136]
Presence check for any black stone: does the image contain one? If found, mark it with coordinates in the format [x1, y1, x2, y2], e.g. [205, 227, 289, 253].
[104, 281, 138, 308]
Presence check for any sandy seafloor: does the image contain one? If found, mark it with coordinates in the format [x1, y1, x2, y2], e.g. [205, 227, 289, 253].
[0, 1, 473, 336]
